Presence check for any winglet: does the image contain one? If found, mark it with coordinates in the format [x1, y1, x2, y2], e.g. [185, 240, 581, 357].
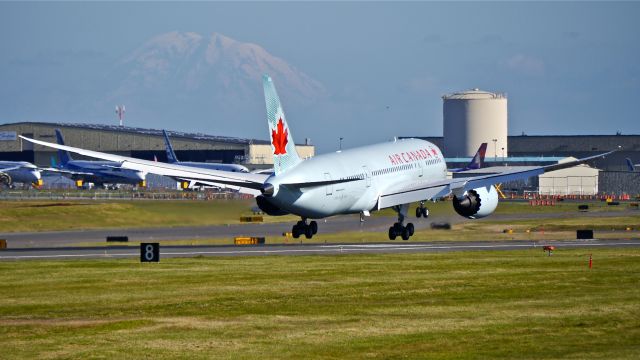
[162, 130, 179, 163]
[263, 74, 302, 175]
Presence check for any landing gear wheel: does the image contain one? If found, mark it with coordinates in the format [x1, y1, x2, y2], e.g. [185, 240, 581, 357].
[401, 227, 410, 240]
[422, 208, 429, 218]
[310, 221, 318, 235]
[388, 227, 397, 240]
[292, 225, 301, 239]
[415, 207, 422, 218]
[304, 226, 314, 239]
[406, 223, 415, 236]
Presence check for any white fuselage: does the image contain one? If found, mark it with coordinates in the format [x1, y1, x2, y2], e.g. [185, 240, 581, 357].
[0, 161, 42, 184]
[266, 139, 447, 218]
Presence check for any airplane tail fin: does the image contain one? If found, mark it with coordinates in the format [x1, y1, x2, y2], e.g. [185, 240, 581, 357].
[263, 74, 302, 175]
[54, 129, 73, 165]
[465, 143, 487, 170]
[626, 158, 635, 172]
[162, 130, 179, 163]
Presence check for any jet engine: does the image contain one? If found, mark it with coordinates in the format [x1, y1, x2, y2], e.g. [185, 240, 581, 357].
[255, 195, 290, 216]
[452, 186, 499, 219]
[0, 172, 11, 186]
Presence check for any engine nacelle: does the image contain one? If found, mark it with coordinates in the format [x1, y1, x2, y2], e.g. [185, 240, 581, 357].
[0, 172, 11, 186]
[452, 186, 499, 219]
[255, 195, 290, 216]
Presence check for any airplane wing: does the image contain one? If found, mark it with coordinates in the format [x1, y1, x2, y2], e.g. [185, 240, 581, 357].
[377, 149, 618, 210]
[0, 165, 22, 172]
[20, 136, 269, 195]
[40, 167, 96, 176]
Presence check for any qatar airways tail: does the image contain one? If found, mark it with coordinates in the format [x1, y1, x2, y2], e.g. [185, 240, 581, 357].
[19, 75, 619, 241]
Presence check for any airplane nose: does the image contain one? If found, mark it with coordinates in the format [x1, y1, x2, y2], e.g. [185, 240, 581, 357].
[31, 170, 41, 180]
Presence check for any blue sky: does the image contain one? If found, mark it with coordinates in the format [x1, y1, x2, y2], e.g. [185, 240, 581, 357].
[1, 2, 639, 153]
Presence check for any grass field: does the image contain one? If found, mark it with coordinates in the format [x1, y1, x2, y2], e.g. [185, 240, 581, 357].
[1, 249, 639, 359]
[0, 199, 300, 232]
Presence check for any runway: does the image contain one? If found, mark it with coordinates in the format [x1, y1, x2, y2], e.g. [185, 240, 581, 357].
[1, 239, 638, 261]
[1, 209, 637, 248]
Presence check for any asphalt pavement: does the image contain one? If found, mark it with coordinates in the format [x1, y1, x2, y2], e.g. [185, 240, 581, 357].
[1, 209, 637, 248]
[0, 239, 638, 261]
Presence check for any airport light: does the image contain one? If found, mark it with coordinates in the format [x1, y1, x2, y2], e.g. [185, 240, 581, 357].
[492, 138, 497, 161]
[115, 105, 126, 127]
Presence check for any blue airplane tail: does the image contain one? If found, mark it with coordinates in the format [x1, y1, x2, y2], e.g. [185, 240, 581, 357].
[54, 129, 72, 166]
[626, 158, 635, 172]
[162, 130, 179, 163]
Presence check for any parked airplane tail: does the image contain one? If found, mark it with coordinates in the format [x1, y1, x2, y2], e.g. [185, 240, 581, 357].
[162, 130, 179, 164]
[626, 158, 635, 172]
[263, 74, 302, 175]
[466, 143, 487, 170]
[54, 129, 73, 165]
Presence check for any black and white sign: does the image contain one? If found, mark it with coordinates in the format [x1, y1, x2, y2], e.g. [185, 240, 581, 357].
[140, 243, 160, 262]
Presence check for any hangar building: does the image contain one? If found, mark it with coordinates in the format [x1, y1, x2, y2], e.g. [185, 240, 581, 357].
[0, 122, 314, 169]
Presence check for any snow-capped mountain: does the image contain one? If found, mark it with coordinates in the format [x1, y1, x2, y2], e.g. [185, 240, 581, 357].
[106, 31, 325, 137]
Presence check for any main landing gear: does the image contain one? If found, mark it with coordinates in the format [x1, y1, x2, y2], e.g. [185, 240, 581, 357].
[415, 201, 429, 218]
[292, 218, 318, 239]
[388, 204, 415, 241]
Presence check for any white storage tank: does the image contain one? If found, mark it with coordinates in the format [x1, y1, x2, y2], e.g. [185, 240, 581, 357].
[442, 89, 508, 158]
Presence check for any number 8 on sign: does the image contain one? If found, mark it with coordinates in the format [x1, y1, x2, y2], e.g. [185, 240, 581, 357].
[140, 243, 159, 262]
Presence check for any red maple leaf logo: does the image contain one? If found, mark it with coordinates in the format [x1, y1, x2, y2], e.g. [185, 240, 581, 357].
[430, 147, 438, 156]
[271, 118, 288, 155]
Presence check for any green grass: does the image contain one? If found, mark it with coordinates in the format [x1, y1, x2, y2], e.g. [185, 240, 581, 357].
[0, 199, 300, 232]
[1, 249, 639, 359]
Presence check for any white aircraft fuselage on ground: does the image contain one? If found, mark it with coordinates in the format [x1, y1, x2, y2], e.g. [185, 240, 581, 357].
[264, 138, 447, 219]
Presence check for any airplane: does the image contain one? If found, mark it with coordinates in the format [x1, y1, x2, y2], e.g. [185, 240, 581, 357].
[20, 75, 618, 240]
[49, 129, 147, 189]
[163, 130, 249, 173]
[0, 161, 42, 187]
[162, 129, 248, 190]
[625, 158, 639, 172]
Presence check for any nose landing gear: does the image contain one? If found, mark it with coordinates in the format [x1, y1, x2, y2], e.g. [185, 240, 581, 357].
[388, 204, 415, 241]
[292, 218, 318, 239]
[415, 201, 429, 218]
